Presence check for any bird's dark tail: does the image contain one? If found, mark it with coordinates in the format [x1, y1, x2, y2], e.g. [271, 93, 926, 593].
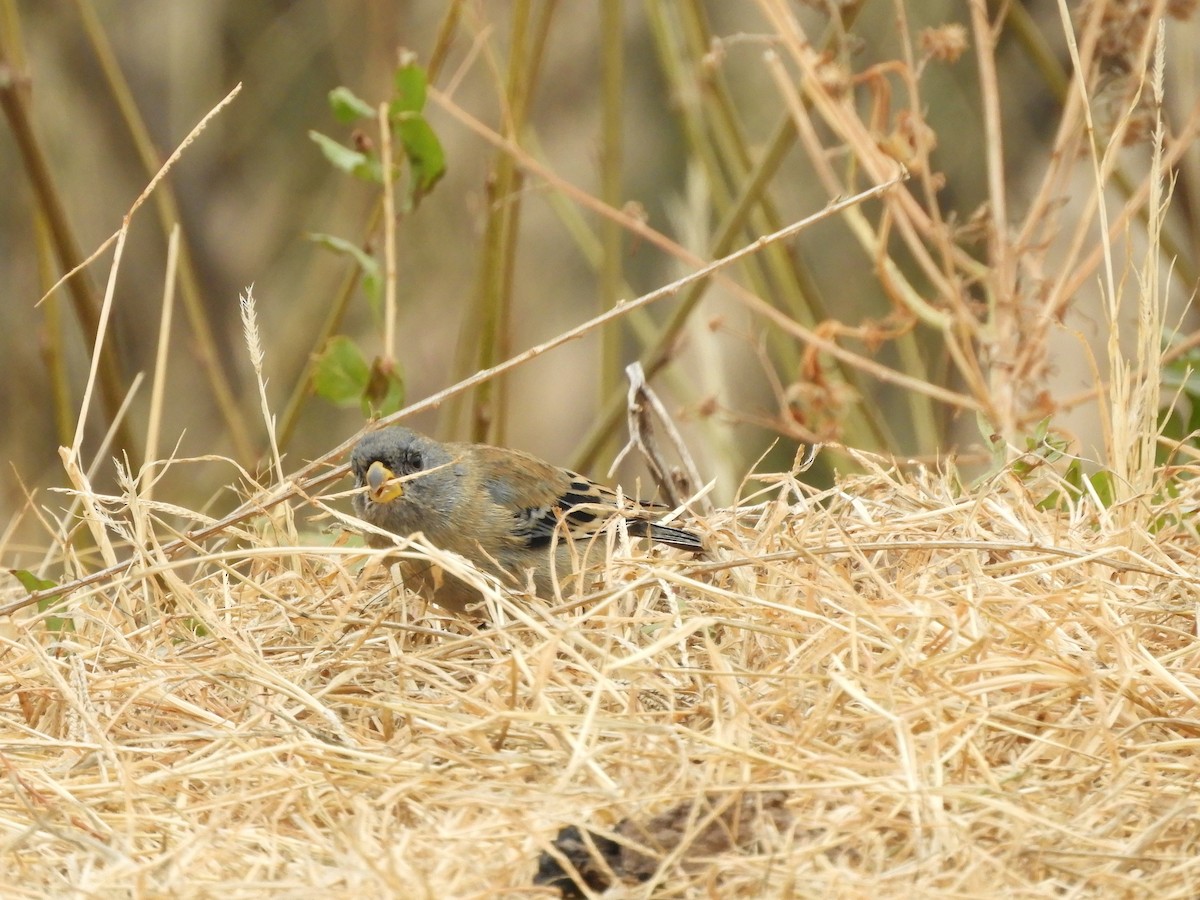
[629, 520, 704, 552]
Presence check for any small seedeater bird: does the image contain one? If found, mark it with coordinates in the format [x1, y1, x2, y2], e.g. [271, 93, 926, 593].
[350, 426, 703, 614]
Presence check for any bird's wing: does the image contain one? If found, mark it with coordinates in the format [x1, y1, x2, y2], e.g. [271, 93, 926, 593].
[474, 448, 640, 549]
[475, 447, 703, 551]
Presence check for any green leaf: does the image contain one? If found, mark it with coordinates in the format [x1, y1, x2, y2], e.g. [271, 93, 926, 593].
[309, 130, 382, 182]
[978, 412, 1005, 470]
[393, 115, 446, 207]
[391, 56, 427, 115]
[1087, 469, 1116, 508]
[363, 356, 405, 416]
[307, 233, 382, 314]
[9, 569, 73, 633]
[386, 57, 445, 208]
[310, 339, 404, 415]
[1037, 461, 1117, 512]
[329, 86, 375, 123]
[10, 569, 56, 594]
[312, 336, 371, 407]
[179, 617, 210, 639]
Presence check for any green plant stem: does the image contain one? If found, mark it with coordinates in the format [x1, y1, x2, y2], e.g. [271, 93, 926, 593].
[277, 205, 384, 450]
[572, 113, 799, 472]
[571, 111, 888, 471]
[427, 0, 465, 81]
[71, 0, 255, 463]
[0, 57, 139, 464]
[570, 0, 885, 471]
[446, 0, 556, 444]
[281, 6, 463, 448]
[598, 0, 624, 463]
[35, 219, 75, 446]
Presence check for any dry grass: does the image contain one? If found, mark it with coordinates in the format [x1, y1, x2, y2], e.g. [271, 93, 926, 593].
[3, 450, 1200, 898]
[5, 3, 1200, 897]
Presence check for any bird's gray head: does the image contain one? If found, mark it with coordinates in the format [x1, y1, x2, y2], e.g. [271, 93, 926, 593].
[350, 427, 460, 535]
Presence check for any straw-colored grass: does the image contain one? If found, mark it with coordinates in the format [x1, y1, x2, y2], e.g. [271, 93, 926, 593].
[4, 450, 1199, 898]
[5, 3, 1200, 896]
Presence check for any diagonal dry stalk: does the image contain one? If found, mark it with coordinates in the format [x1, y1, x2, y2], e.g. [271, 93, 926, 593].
[1, 175, 902, 619]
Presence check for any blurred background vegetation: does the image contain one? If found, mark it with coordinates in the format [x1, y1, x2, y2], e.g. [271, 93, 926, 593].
[2, 1, 1198, 568]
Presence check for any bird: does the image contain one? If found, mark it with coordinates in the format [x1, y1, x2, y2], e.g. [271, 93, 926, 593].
[349, 426, 703, 614]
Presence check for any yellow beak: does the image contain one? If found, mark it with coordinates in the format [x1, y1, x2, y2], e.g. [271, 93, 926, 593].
[366, 460, 404, 503]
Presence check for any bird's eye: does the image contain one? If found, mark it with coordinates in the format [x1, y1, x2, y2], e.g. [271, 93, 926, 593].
[403, 449, 423, 472]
